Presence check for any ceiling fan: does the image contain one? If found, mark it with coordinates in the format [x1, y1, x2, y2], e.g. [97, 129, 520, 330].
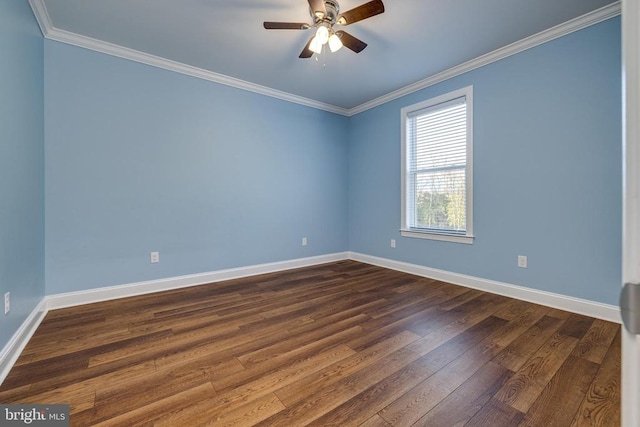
[263, 0, 385, 58]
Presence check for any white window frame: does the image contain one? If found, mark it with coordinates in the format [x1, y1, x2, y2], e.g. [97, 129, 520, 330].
[400, 86, 474, 244]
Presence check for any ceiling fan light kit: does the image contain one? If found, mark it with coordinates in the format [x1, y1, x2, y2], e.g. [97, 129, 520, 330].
[308, 24, 342, 54]
[263, 0, 385, 59]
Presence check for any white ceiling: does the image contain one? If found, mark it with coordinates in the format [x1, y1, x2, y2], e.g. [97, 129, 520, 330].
[32, 0, 618, 112]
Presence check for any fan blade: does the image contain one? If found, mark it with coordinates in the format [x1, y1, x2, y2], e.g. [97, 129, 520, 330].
[299, 37, 314, 58]
[264, 22, 310, 30]
[335, 30, 367, 53]
[336, 0, 384, 25]
[308, 0, 327, 19]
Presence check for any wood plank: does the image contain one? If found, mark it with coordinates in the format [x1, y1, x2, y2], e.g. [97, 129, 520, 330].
[1, 360, 157, 424]
[25, 327, 149, 362]
[519, 355, 599, 427]
[88, 367, 212, 423]
[214, 326, 363, 391]
[152, 328, 290, 371]
[437, 288, 484, 310]
[414, 361, 511, 426]
[90, 382, 216, 426]
[558, 314, 595, 339]
[274, 330, 421, 406]
[152, 345, 356, 425]
[188, 393, 285, 427]
[0, 384, 32, 403]
[494, 331, 579, 413]
[256, 347, 424, 426]
[492, 315, 564, 371]
[86, 323, 239, 367]
[571, 319, 619, 364]
[465, 398, 525, 426]
[406, 293, 532, 357]
[360, 414, 392, 426]
[571, 328, 621, 427]
[379, 311, 526, 426]
[493, 299, 544, 321]
[236, 315, 367, 368]
[417, 316, 508, 372]
[300, 317, 509, 427]
[9, 383, 96, 414]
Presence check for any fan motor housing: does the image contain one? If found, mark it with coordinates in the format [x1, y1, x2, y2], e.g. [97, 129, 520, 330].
[312, 0, 340, 24]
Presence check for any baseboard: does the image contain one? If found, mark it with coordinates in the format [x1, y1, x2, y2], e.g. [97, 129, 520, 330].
[0, 298, 48, 385]
[348, 252, 621, 324]
[47, 252, 350, 310]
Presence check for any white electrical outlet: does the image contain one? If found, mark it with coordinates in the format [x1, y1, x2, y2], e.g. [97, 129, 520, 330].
[4, 292, 10, 315]
[150, 251, 160, 263]
[517, 255, 528, 268]
[302, 237, 308, 246]
[391, 239, 396, 248]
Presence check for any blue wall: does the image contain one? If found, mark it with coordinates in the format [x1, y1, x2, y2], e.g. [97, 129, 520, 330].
[36, 16, 622, 307]
[44, 41, 349, 294]
[0, 1, 45, 349]
[349, 17, 622, 305]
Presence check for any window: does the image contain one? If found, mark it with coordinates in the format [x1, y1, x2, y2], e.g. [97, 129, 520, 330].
[401, 86, 473, 244]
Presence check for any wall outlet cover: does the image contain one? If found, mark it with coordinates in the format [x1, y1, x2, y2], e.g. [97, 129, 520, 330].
[517, 255, 528, 268]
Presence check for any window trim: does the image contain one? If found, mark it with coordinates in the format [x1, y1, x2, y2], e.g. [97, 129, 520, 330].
[400, 86, 474, 244]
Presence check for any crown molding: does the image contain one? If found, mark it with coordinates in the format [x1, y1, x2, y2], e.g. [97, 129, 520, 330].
[28, 0, 620, 117]
[348, 1, 621, 116]
[27, 0, 52, 37]
[27, 1, 349, 116]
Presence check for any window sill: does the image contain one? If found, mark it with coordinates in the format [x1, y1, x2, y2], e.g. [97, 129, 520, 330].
[400, 229, 474, 244]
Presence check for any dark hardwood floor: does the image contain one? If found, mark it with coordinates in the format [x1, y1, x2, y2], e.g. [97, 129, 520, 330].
[0, 261, 620, 426]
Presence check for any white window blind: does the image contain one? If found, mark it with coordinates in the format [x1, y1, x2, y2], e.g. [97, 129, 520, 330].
[401, 86, 473, 243]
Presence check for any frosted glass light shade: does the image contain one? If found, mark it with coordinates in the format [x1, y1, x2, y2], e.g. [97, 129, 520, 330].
[329, 33, 343, 52]
[315, 26, 329, 45]
[309, 36, 322, 54]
